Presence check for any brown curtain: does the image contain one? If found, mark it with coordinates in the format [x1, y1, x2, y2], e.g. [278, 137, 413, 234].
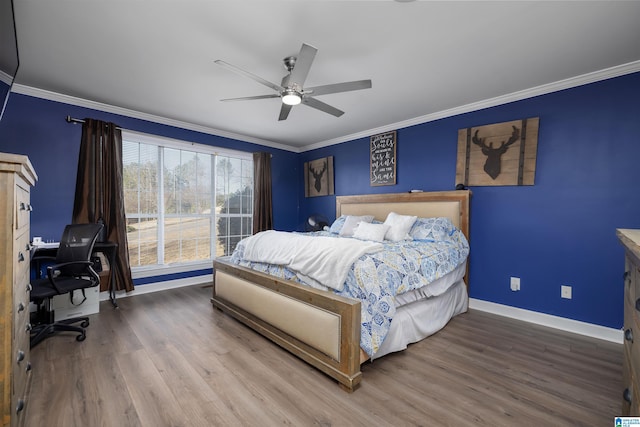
[252, 152, 273, 233]
[72, 118, 134, 292]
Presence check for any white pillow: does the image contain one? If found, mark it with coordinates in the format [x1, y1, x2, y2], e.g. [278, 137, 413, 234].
[339, 215, 374, 237]
[383, 212, 418, 242]
[352, 222, 389, 242]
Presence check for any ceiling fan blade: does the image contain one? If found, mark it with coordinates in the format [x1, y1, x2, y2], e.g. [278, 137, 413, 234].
[215, 60, 283, 93]
[303, 97, 344, 117]
[288, 43, 317, 87]
[220, 94, 280, 102]
[278, 103, 293, 121]
[305, 79, 372, 96]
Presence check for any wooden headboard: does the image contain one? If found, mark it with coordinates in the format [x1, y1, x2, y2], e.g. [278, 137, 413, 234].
[336, 190, 471, 243]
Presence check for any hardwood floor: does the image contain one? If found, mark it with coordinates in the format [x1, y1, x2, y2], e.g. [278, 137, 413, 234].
[25, 284, 622, 426]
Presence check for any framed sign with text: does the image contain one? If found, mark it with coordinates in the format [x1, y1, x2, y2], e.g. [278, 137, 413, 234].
[370, 131, 396, 186]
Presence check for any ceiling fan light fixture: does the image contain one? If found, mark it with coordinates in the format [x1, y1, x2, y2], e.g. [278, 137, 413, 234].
[282, 89, 302, 106]
[216, 43, 372, 120]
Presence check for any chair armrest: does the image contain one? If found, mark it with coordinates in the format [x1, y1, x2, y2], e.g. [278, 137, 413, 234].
[46, 261, 100, 293]
[47, 260, 93, 271]
[31, 255, 56, 261]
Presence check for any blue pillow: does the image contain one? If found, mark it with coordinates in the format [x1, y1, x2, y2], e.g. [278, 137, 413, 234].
[329, 215, 378, 235]
[409, 217, 456, 241]
[329, 215, 347, 234]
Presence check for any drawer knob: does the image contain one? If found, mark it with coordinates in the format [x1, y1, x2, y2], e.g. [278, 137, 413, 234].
[16, 399, 25, 413]
[27, 204, 33, 211]
[625, 328, 634, 343]
[635, 298, 640, 312]
[17, 302, 25, 312]
[624, 387, 633, 403]
[17, 350, 25, 362]
[26, 283, 32, 292]
[26, 323, 32, 332]
[26, 362, 32, 372]
[19, 202, 26, 211]
[18, 252, 25, 262]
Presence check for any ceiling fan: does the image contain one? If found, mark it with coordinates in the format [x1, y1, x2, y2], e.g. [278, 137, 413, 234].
[215, 43, 372, 121]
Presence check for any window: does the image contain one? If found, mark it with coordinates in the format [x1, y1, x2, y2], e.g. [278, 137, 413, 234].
[122, 131, 253, 269]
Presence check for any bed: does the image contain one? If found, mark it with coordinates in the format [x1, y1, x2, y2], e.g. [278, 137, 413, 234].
[211, 190, 470, 391]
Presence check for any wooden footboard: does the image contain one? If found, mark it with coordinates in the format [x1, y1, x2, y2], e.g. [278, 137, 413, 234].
[211, 190, 470, 391]
[211, 258, 362, 391]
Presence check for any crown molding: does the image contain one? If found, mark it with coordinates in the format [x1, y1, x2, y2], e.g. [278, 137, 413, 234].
[0, 70, 14, 86]
[10, 84, 301, 153]
[12, 59, 640, 154]
[302, 60, 640, 152]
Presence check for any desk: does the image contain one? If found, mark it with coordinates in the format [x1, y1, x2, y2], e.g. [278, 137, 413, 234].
[32, 241, 119, 308]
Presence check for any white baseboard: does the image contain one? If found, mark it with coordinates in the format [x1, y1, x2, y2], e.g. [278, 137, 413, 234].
[99, 274, 212, 301]
[470, 298, 622, 344]
[99, 281, 622, 344]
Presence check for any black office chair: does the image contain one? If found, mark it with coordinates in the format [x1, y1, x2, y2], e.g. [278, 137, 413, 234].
[30, 223, 104, 348]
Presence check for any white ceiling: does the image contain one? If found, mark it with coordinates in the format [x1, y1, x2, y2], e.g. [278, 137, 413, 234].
[11, 1, 640, 152]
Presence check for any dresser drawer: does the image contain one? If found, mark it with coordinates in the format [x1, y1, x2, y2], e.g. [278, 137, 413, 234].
[13, 295, 30, 343]
[13, 323, 31, 380]
[623, 348, 640, 417]
[623, 348, 633, 416]
[633, 265, 640, 311]
[15, 180, 31, 232]
[12, 319, 31, 418]
[14, 231, 31, 288]
[626, 256, 637, 308]
[625, 304, 640, 371]
[632, 383, 640, 416]
[631, 341, 640, 391]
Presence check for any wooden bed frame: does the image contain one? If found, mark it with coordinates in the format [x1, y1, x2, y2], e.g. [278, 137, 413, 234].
[211, 190, 471, 391]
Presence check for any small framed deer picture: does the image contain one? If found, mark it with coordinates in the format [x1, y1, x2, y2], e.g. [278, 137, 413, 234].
[304, 156, 334, 197]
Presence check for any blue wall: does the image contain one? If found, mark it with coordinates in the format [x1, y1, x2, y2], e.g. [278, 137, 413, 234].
[0, 94, 300, 284]
[1, 71, 638, 329]
[298, 72, 640, 330]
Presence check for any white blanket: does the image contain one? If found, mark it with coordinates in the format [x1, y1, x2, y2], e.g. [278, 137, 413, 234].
[242, 230, 383, 291]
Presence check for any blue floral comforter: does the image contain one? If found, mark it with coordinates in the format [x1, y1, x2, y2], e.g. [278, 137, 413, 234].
[229, 224, 469, 357]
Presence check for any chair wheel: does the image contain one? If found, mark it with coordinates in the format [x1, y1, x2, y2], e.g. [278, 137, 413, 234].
[81, 320, 90, 328]
[76, 333, 86, 342]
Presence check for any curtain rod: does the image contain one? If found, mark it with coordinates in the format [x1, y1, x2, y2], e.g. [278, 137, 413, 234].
[65, 115, 122, 130]
[65, 116, 270, 157]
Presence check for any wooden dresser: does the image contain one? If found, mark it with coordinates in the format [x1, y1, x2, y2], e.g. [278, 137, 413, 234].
[0, 153, 37, 427]
[619, 228, 640, 416]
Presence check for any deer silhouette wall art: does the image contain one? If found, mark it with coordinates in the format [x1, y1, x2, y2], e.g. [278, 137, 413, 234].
[455, 118, 539, 187]
[472, 125, 520, 179]
[310, 161, 327, 192]
[304, 156, 334, 197]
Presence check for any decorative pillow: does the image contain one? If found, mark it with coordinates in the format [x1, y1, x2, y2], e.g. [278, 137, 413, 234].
[352, 222, 389, 242]
[383, 212, 417, 242]
[409, 217, 456, 241]
[339, 215, 375, 237]
[329, 215, 347, 234]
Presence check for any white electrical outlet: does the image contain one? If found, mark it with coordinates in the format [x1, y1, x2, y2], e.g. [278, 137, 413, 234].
[510, 277, 520, 291]
[561, 285, 572, 299]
